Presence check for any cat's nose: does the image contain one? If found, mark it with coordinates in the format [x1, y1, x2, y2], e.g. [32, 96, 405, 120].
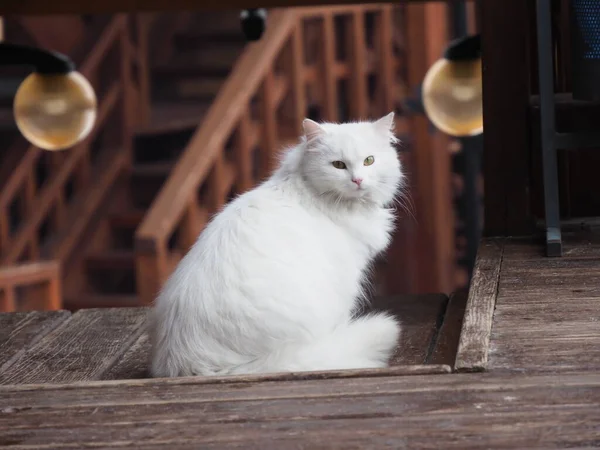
[352, 178, 363, 186]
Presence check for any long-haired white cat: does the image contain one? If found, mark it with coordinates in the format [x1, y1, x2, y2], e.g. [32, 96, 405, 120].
[150, 113, 404, 377]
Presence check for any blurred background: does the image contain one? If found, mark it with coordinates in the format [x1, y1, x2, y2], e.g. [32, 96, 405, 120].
[0, 2, 483, 312]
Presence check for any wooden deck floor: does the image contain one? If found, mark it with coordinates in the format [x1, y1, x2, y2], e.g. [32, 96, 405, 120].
[490, 231, 600, 373]
[1, 230, 600, 448]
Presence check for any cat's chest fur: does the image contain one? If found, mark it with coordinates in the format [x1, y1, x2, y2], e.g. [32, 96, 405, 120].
[331, 206, 394, 259]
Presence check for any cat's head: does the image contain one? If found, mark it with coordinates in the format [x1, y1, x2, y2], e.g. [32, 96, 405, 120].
[299, 113, 403, 207]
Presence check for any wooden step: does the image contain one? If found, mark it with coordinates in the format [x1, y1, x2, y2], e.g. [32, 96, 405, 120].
[131, 161, 175, 179]
[136, 101, 211, 137]
[108, 210, 146, 229]
[64, 293, 140, 310]
[154, 45, 243, 78]
[85, 250, 135, 271]
[153, 77, 224, 103]
[128, 162, 175, 209]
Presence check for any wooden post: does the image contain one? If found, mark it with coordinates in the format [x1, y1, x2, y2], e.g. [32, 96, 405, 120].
[136, 247, 168, 306]
[375, 5, 418, 295]
[0, 287, 16, 312]
[290, 22, 307, 135]
[207, 153, 225, 212]
[179, 200, 207, 252]
[481, 0, 532, 236]
[120, 14, 135, 167]
[235, 112, 254, 193]
[375, 6, 395, 116]
[0, 208, 8, 256]
[321, 13, 338, 122]
[347, 10, 368, 119]
[405, 2, 455, 294]
[260, 70, 278, 178]
[136, 14, 152, 127]
[46, 276, 62, 310]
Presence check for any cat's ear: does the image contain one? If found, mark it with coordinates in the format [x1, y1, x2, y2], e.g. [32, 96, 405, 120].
[302, 118, 325, 142]
[374, 112, 395, 133]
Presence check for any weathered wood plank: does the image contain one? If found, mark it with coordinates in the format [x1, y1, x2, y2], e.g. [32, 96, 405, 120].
[369, 294, 448, 365]
[1, 381, 598, 432]
[486, 231, 600, 373]
[6, 409, 599, 449]
[502, 230, 600, 261]
[0, 372, 598, 449]
[101, 332, 151, 381]
[489, 337, 600, 373]
[0, 293, 451, 385]
[0, 308, 146, 385]
[455, 239, 504, 372]
[78, 293, 450, 380]
[0, 311, 71, 373]
[0, 371, 592, 409]
[429, 290, 468, 366]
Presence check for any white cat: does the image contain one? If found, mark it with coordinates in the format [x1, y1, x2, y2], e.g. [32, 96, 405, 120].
[150, 113, 405, 377]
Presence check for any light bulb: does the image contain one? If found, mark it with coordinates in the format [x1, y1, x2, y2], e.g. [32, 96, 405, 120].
[13, 71, 97, 151]
[422, 57, 483, 137]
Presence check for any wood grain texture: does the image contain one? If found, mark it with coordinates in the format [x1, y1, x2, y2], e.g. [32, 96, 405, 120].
[0, 292, 453, 385]
[0, 372, 598, 448]
[489, 231, 600, 373]
[369, 294, 448, 365]
[0, 308, 146, 385]
[101, 294, 451, 380]
[455, 239, 504, 372]
[429, 290, 468, 366]
[0, 311, 70, 373]
[101, 332, 151, 381]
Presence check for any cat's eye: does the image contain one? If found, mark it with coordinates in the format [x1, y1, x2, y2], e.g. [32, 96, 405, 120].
[332, 161, 347, 169]
[364, 156, 375, 166]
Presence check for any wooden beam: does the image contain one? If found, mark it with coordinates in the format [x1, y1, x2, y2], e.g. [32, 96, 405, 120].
[405, 2, 455, 294]
[0, 0, 462, 15]
[481, 0, 532, 236]
[455, 238, 503, 372]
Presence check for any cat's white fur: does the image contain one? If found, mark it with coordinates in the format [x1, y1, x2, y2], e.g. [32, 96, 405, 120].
[150, 113, 405, 377]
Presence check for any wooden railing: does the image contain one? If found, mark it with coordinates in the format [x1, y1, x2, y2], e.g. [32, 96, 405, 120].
[135, 5, 401, 304]
[0, 14, 150, 310]
[0, 261, 61, 312]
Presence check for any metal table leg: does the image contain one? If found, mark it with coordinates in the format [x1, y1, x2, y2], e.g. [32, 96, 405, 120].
[536, 0, 562, 257]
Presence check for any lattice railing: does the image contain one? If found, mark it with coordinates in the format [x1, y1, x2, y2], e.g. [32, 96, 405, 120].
[0, 14, 150, 310]
[135, 5, 403, 305]
[0, 260, 61, 312]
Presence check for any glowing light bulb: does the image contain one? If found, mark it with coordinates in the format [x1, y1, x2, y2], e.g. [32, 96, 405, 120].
[422, 58, 483, 137]
[13, 71, 97, 151]
[422, 33, 483, 138]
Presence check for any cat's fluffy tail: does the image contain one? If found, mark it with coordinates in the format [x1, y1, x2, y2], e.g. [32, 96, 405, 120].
[224, 312, 401, 375]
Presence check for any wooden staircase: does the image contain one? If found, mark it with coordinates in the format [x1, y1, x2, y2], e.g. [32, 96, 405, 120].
[63, 11, 249, 309]
[2, 5, 455, 311]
